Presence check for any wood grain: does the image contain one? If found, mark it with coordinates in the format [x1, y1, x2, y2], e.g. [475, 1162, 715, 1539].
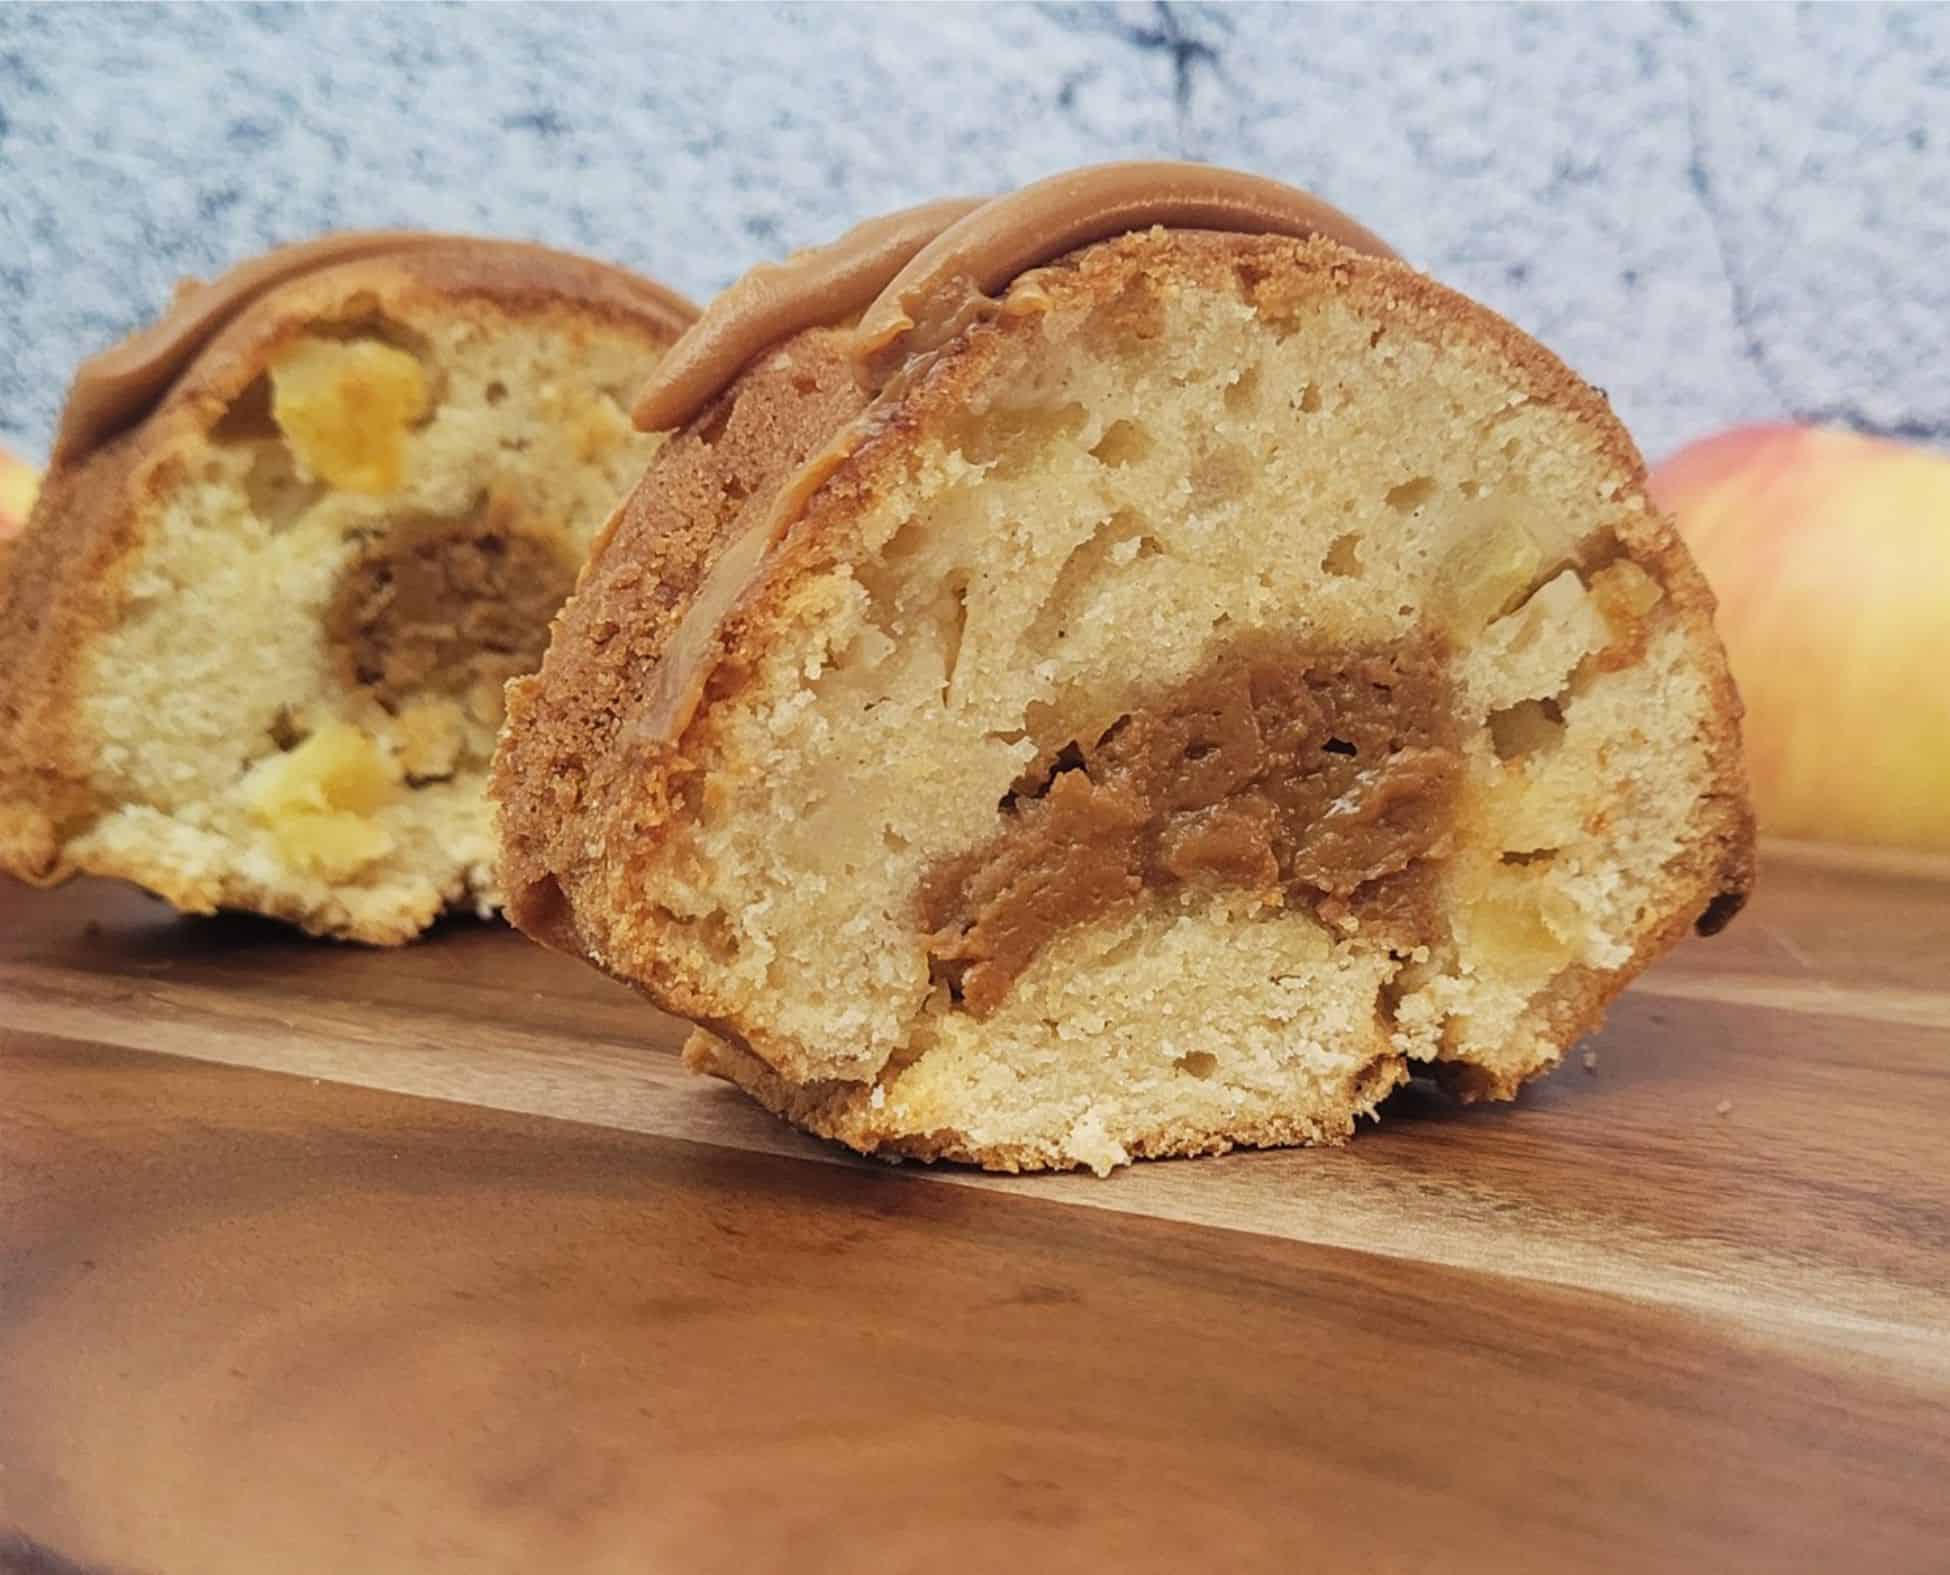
[3, 842, 1949, 1572]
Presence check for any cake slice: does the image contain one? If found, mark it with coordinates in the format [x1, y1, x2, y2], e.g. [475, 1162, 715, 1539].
[494, 163, 1753, 1172]
[0, 233, 695, 940]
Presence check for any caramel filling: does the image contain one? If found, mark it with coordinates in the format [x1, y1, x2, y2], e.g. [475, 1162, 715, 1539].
[325, 495, 577, 716]
[919, 634, 1461, 1017]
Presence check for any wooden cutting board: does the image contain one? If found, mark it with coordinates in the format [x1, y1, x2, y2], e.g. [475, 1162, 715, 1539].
[3, 843, 1948, 1574]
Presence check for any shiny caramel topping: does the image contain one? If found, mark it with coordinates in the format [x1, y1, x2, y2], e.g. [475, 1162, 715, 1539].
[920, 632, 1459, 1017]
[55, 233, 455, 463]
[55, 232, 698, 464]
[629, 198, 987, 434]
[855, 162, 1397, 387]
[630, 162, 1395, 436]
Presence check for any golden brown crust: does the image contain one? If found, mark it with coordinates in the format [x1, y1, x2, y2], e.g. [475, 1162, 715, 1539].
[0, 239, 696, 897]
[494, 225, 1755, 1159]
[0, 433, 151, 882]
[495, 329, 873, 958]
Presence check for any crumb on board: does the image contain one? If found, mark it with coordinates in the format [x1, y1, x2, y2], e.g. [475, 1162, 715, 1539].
[1715, 1099, 1734, 1117]
[1581, 1049, 1599, 1074]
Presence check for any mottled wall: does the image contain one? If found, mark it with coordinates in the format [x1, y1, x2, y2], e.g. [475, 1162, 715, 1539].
[1, 2, 1943, 461]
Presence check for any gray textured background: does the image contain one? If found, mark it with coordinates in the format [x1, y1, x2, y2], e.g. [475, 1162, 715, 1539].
[1, 1, 1944, 464]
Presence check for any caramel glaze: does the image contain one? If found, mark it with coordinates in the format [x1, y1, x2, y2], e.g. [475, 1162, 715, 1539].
[629, 199, 987, 434]
[55, 232, 698, 464]
[624, 165, 1400, 754]
[630, 162, 1395, 436]
[854, 162, 1397, 386]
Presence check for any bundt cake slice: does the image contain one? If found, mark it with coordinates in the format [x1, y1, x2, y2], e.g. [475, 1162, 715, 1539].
[494, 164, 1752, 1172]
[0, 234, 695, 940]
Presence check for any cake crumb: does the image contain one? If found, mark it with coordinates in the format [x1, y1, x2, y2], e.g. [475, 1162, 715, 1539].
[1715, 1099, 1734, 1117]
[1581, 1049, 1599, 1074]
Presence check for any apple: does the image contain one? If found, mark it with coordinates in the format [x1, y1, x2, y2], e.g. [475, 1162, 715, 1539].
[1650, 423, 1950, 854]
[0, 443, 38, 545]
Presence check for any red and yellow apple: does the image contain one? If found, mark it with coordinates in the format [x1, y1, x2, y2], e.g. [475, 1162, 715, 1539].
[1650, 424, 1950, 854]
[0, 443, 38, 545]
